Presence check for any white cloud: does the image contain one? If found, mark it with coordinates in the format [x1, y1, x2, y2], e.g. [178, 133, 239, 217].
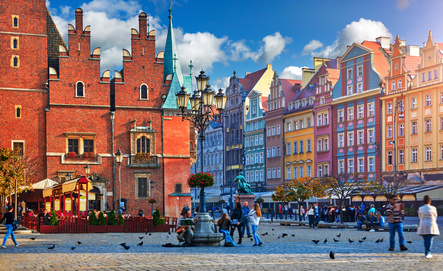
[396, 0, 410, 10]
[314, 18, 392, 58]
[228, 32, 291, 64]
[213, 77, 231, 89]
[81, 0, 142, 17]
[302, 39, 323, 56]
[280, 66, 307, 80]
[259, 32, 292, 63]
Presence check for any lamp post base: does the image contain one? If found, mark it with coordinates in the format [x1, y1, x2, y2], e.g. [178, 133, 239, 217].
[191, 213, 223, 246]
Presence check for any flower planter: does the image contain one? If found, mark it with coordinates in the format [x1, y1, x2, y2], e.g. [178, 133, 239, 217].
[107, 225, 124, 232]
[88, 225, 107, 233]
[40, 225, 59, 233]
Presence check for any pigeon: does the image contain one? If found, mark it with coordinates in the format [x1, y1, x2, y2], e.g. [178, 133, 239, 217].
[272, 228, 274, 231]
[265, 232, 269, 235]
[139, 237, 144, 240]
[168, 232, 171, 235]
[282, 233, 288, 237]
[336, 233, 341, 238]
[291, 234, 295, 237]
[149, 233, 152, 236]
[333, 238, 339, 243]
[329, 251, 335, 259]
[145, 232, 148, 235]
[380, 238, 384, 243]
[30, 237, 37, 240]
[123, 245, 131, 250]
[250, 238, 253, 241]
[362, 237, 367, 240]
[277, 235, 281, 239]
[358, 240, 364, 244]
[312, 240, 320, 244]
[324, 238, 328, 244]
[375, 239, 380, 243]
[77, 241, 81, 245]
[261, 233, 267, 237]
[407, 241, 412, 244]
[119, 243, 127, 247]
[48, 244, 55, 249]
[348, 239, 354, 244]
[137, 241, 143, 246]
[71, 246, 76, 250]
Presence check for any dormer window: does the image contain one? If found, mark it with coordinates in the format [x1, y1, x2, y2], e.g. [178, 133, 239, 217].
[357, 66, 363, 76]
[75, 82, 84, 97]
[140, 84, 148, 100]
[347, 68, 353, 79]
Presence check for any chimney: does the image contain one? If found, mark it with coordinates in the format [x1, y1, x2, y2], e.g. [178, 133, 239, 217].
[376, 37, 391, 49]
[399, 39, 406, 46]
[75, 8, 83, 35]
[407, 45, 420, 56]
[139, 12, 148, 39]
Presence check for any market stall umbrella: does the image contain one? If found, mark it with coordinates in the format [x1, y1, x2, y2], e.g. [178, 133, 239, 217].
[32, 178, 57, 190]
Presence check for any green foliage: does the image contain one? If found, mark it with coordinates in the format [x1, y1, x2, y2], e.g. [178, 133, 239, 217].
[49, 211, 58, 226]
[153, 208, 165, 226]
[218, 199, 225, 204]
[89, 212, 97, 225]
[107, 210, 117, 225]
[255, 198, 264, 204]
[97, 211, 107, 226]
[117, 214, 124, 225]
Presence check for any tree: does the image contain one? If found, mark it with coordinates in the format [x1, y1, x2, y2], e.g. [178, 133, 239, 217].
[49, 211, 59, 226]
[321, 173, 369, 224]
[368, 171, 409, 200]
[272, 177, 326, 221]
[0, 147, 37, 213]
[107, 210, 117, 225]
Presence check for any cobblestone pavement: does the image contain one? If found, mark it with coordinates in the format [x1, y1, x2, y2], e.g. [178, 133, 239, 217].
[0, 223, 442, 270]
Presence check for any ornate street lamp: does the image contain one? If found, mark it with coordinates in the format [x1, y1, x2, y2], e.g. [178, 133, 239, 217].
[115, 149, 124, 213]
[84, 164, 91, 176]
[176, 70, 226, 245]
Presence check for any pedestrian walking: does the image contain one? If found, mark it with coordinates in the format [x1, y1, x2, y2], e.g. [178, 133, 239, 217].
[386, 195, 408, 251]
[300, 206, 305, 221]
[230, 202, 243, 245]
[1, 206, 19, 248]
[248, 203, 263, 246]
[307, 204, 315, 228]
[417, 195, 440, 258]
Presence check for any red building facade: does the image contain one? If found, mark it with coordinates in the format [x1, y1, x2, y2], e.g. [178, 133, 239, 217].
[0, 2, 192, 217]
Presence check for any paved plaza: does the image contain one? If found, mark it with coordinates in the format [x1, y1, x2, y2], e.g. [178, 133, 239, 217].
[0, 223, 442, 270]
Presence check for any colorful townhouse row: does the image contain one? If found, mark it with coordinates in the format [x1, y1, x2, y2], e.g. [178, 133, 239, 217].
[194, 32, 443, 199]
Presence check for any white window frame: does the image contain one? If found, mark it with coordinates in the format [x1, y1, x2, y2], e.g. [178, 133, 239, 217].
[338, 160, 344, 174]
[411, 148, 417, 162]
[411, 97, 417, 109]
[347, 107, 354, 121]
[357, 66, 363, 77]
[338, 133, 344, 148]
[426, 147, 432, 161]
[412, 121, 417, 134]
[347, 85, 354, 96]
[387, 103, 393, 114]
[347, 131, 354, 146]
[425, 94, 432, 106]
[367, 128, 375, 144]
[357, 105, 364, 119]
[368, 156, 375, 172]
[399, 149, 404, 164]
[357, 130, 364, 145]
[347, 158, 354, 174]
[347, 68, 353, 80]
[425, 119, 432, 132]
[367, 103, 375, 117]
[357, 157, 364, 173]
[338, 110, 344, 123]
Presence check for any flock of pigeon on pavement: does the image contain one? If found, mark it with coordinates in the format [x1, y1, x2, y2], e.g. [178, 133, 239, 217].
[26, 228, 414, 260]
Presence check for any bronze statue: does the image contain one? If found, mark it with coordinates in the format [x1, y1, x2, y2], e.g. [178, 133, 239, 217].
[234, 172, 253, 195]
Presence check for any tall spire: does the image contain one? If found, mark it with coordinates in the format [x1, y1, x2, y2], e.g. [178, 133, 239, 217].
[164, 3, 184, 86]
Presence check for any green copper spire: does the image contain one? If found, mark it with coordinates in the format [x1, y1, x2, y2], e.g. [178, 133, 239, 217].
[164, 3, 184, 86]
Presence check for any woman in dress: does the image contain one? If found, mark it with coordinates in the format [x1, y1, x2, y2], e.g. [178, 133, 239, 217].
[249, 203, 263, 246]
[417, 195, 440, 258]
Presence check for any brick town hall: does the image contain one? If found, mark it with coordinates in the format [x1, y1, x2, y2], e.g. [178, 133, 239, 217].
[0, 0, 196, 217]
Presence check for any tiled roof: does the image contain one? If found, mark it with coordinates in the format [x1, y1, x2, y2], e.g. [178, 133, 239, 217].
[239, 68, 267, 93]
[280, 79, 302, 107]
[404, 55, 421, 75]
[361, 41, 390, 79]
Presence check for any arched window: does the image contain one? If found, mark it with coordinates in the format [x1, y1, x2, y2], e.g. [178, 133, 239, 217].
[13, 17, 18, 28]
[13, 56, 18, 67]
[140, 84, 148, 100]
[137, 136, 150, 154]
[391, 81, 396, 90]
[76, 82, 84, 97]
[13, 39, 18, 49]
[16, 107, 21, 118]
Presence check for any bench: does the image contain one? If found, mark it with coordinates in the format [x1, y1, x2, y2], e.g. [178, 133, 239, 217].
[362, 224, 418, 232]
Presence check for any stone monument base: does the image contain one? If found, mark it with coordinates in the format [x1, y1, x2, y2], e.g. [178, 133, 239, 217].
[191, 213, 224, 246]
[234, 194, 256, 208]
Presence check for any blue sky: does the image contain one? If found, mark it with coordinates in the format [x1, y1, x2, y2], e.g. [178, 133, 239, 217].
[47, 0, 442, 88]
